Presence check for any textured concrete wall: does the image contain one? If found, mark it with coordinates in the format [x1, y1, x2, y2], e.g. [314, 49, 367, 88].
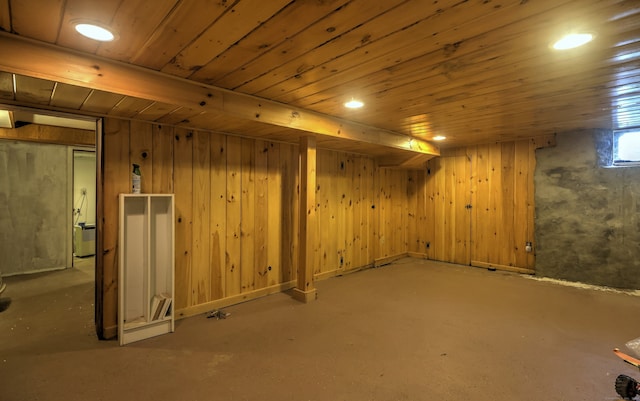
[535, 131, 640, 289]
[0, 140, 68, 275]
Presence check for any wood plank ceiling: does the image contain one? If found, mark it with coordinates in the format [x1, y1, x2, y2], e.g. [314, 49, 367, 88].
[0, 0, 638, 156]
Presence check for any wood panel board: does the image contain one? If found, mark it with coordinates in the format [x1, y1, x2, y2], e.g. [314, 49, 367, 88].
[173, 127, 194, 309]
[161, 0, 292, 78]
[209, 132, 227, 299]
[260, 0, 567, 101]
[192, 130, 211, 304]
[101, 118, 131, 337]
[50, 83, 92, 110]
[190, 0, 350, 84]
[213, 0, 408, 90]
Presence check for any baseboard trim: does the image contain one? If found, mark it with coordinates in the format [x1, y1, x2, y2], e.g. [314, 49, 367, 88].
[374, 253, 407, 267]
[471, 260, 535, 275]
[175, 280, 297, 319]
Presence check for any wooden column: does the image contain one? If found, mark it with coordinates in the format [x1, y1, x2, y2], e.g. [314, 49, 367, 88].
[292, 136, 317, 303]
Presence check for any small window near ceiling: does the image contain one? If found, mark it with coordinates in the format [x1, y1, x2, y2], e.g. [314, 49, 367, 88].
[613, 129, 640, 166]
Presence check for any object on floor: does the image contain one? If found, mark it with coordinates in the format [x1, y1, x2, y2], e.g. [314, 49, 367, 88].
[206, 310, 230, 320]
[614, 347, 640, 399]
[74, 224, 96, 257]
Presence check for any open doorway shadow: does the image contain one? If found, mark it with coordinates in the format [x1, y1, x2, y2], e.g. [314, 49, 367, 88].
[0, 298, 11, 312]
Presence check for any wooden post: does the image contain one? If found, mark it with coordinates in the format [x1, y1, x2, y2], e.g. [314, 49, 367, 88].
[292, 136, 317, 303]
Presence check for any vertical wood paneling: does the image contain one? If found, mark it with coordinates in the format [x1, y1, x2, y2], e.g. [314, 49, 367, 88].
[279, 143, 297, 283]
[421, 139, 538, 272]
[433, 157, 446, 261]
[473, 144, 490, 263]
[526, 139, 538, 269]
[266, 142, 282, 286]
[443, 155, 455, 262]
[336, 154, 347, 272]
[353, 157, 365, 267]
[415, 170, 427, 253]
[240, 139, 255, 293]
[192, 130, 211, 304]
[423, 158, 439, 259]
[254, 140, 269, 289]
[344, 156, 354, 270]
[514, 140, 530, 268]
[378, 168, 390, 257]
[488, 145, 502, 264]
[210, 132, 227, 299]
[316, 151, 330, 273]
[500, 142, 515, 266]
[225, 136, 242, 296]
[102, 118, 130, 334]
[454, 149, 470, 264]
[407, 170, 419, 253]
[151, 124, 173, 193]
[173, 128, 193, 310]
[129, 120, 153, 194]
[366, 159, 376, 264]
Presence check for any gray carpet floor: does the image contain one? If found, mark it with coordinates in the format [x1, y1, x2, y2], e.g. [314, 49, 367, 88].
[1, 257, 638, 401]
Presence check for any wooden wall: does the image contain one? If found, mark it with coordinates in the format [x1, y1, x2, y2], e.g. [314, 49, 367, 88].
[99, 115, 552, 338]
[100, 118, 416, 338]
[409, 137, 553, 273]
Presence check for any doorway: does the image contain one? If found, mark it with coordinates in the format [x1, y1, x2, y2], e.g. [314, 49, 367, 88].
[0, 105, 101, 346]
[72, 149, 96, 262]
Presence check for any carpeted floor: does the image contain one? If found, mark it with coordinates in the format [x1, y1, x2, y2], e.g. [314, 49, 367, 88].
[1, 257, 638, 401]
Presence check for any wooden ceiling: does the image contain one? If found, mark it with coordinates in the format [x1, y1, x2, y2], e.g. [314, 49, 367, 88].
[0, 0, 638, 157]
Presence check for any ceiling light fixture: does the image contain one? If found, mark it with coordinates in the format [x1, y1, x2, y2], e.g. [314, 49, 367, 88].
[552, 33, 594, 50]
[433, 135, 446, 141]
[74, 22, 116, 42]
[344, 99, 364, 109]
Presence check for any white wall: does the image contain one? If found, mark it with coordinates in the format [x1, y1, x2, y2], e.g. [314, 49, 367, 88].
[73, 151, 96, 225]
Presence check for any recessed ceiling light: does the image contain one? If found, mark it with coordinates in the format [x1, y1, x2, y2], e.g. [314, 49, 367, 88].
[344, 99, 364, 109]
[552, 33, 594, 50]
[74, 22, 116, 42]
[433, 135, 446, 141]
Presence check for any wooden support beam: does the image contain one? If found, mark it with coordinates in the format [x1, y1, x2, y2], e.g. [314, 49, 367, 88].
[0, 33, 439, 157]
[292, 136, 317, 303]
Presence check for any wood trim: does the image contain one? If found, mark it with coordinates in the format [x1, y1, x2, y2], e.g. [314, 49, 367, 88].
[176, 281, 297, 319]
[374, 253, 406, 267]
[314, 263, 374, 281]
[95, 119, 106, 338]
[0, 33, 439, 157]
[471, 260, 535, 275]
[0, 124, 95, 147]
[407, 252, 428, 259]
[295, 136, 317, 302]
[102, 325, 117, 340]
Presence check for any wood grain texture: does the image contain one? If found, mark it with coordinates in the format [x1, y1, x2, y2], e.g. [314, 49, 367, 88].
[192, 130, 211, 304]
[240, 139, 255, 293]
[225, 136, 242, 297]
[423, 139, 539, 271]
[210, 132, 227, 300]
[101, 118, 130, 338]
[1, 0, 637, 154]
[173, 127, 193, 309]
[0, 124, 94, 147]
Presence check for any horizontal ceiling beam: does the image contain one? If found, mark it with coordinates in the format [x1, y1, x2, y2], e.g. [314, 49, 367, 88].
[0, 33, 439, 157]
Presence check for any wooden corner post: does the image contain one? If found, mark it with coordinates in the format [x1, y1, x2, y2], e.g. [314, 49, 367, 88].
[293, 136, 318, 303]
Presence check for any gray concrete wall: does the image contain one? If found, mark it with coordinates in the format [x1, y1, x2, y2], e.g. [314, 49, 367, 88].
[535, 131, 640, 289]
[0, 140, 69, 275]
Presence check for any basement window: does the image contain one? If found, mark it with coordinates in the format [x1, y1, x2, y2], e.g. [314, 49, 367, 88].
[613, 129, 640, 167]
